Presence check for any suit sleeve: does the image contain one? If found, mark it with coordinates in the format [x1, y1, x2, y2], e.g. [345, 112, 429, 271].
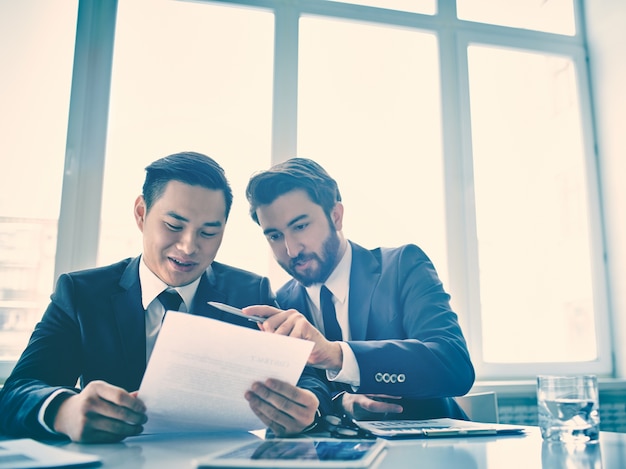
[0, 274, 82, 439]
[348, 245, 475, 398]
[296, 368, 332, 417]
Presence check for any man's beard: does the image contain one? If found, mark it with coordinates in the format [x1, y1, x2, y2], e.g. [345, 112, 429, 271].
[278, 228, 341, 287]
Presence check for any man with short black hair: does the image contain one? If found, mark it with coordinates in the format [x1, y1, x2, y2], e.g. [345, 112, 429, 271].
[0, 152, 329, 443]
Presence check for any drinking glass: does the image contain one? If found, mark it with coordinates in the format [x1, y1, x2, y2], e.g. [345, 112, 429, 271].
[537, 375, 600, 443]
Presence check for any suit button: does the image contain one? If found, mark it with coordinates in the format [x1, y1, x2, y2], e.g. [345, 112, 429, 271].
[382, 373, 391, 383]
[390, 374, 397, 383]
[397, 373, 406, 383]
[375, 373, 383, 382]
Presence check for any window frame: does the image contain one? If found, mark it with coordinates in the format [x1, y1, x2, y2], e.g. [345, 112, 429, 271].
[452, 28, 612, 378]
[1, 0, 613, 382]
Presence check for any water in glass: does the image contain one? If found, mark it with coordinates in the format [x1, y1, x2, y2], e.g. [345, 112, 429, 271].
[537, 375, 600, 443]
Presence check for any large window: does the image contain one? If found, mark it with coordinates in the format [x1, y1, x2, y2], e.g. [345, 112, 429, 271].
[297, 16, 448, 283]
[0, 0, 77, 378]
[1, 0, 615, 382]
[465, 43, 609, 376]
[99, 0, 274, 277]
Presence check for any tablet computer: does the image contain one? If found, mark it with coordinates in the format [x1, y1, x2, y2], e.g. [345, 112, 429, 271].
[193, 438, 387, 469]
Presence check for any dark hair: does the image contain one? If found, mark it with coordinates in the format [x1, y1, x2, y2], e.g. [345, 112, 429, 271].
[143, 151, 233, 219]
[246, 158, 341, 224]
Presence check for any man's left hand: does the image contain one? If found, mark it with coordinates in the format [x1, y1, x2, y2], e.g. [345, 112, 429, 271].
[245, 378, 319, 436]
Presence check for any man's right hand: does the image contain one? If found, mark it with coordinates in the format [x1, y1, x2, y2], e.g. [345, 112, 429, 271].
[244, 305, 344, 371]
[53, 380, 147, 443]
[341, 393, 404, 420]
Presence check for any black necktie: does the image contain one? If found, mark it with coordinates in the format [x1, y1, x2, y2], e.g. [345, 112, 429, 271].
[320, 285, 342, 341]
[158, 290, 183, 313]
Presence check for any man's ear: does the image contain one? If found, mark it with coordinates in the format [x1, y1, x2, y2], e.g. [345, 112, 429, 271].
[331, 202, 344, 231]
[134, 195, 147, 232]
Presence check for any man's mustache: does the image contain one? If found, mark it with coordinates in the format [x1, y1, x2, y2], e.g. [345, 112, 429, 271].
[290, 253, 319, 268]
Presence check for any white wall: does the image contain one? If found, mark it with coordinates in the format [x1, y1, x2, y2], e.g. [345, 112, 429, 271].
[584, 0, 626, 377]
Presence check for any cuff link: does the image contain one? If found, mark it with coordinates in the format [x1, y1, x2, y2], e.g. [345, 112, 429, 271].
[374, 372, 406, 384]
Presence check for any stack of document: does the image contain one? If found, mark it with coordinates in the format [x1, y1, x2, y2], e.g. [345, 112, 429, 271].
[0, 439, 100, 468]
[139, 311, 314, 434]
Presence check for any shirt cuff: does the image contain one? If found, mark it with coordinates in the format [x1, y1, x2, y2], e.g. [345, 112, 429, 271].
[301, 408, 323, 433]
[326, 342, 360, 388]
[38, 389, 77, 435]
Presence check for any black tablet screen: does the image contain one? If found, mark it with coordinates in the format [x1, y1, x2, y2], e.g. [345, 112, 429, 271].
[217, 440, 378, 462]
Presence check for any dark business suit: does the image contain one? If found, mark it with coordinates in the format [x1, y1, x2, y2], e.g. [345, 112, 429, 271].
[0, 256, 330, 439]
[277, 242, 475, 420]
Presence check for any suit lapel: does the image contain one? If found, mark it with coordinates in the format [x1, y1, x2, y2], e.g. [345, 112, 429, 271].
[191, 270, 226, 318]
[113, 257, 147, 390]
[348, 242, 381, 340]
[278, 280, 314, 323]
[294, 284, 314, 322]
[110, 262, 229, 389]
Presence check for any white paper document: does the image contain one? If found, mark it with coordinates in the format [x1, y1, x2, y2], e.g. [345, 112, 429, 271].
[139, 311, 314, 434]
[0, 439, 100, 468]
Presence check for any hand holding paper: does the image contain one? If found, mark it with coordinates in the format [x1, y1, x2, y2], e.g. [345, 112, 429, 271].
[245, 377, 321, 436]
[138, 312, 314, 434]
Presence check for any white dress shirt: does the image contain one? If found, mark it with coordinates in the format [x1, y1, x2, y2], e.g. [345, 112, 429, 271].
[305, 242, 361, 388]
[139, 257, 199, 362]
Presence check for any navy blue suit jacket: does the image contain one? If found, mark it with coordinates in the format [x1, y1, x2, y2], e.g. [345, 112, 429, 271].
[0, 257, 330, 439]
[277, 242, 475, 420]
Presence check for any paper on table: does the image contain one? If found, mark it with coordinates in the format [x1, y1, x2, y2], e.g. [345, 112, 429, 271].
[138, 311, 314, 434]
[0, 439, 100, 468]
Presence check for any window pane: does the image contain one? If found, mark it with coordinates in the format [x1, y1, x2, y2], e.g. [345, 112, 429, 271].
[468, 45, 596, 363]
[100, 0, 274, 278]
[298, 17, 448, 284]
[0, 1, 76, 366]
[457, 0, 576, 36]
[326, 0, 435, 15]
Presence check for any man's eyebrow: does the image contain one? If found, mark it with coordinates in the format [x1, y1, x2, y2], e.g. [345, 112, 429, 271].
[167, 211, 188, 222]
[287, 214, 308, 228]
[262, 214, 308, 236]
[167, 211, 223, 227]
[202, 221, 224, 228]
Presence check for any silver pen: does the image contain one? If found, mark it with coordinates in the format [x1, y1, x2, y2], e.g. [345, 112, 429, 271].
[207, 301, 267, 324]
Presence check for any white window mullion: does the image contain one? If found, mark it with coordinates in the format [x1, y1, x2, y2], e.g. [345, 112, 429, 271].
[55, 0, 117, 279]
[271, 2, 300, 163]
[437, 17, 483, 366]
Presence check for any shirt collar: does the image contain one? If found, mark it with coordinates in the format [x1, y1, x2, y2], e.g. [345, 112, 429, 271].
[306, 241, 352, 307]
[139, 255, 201, 310]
